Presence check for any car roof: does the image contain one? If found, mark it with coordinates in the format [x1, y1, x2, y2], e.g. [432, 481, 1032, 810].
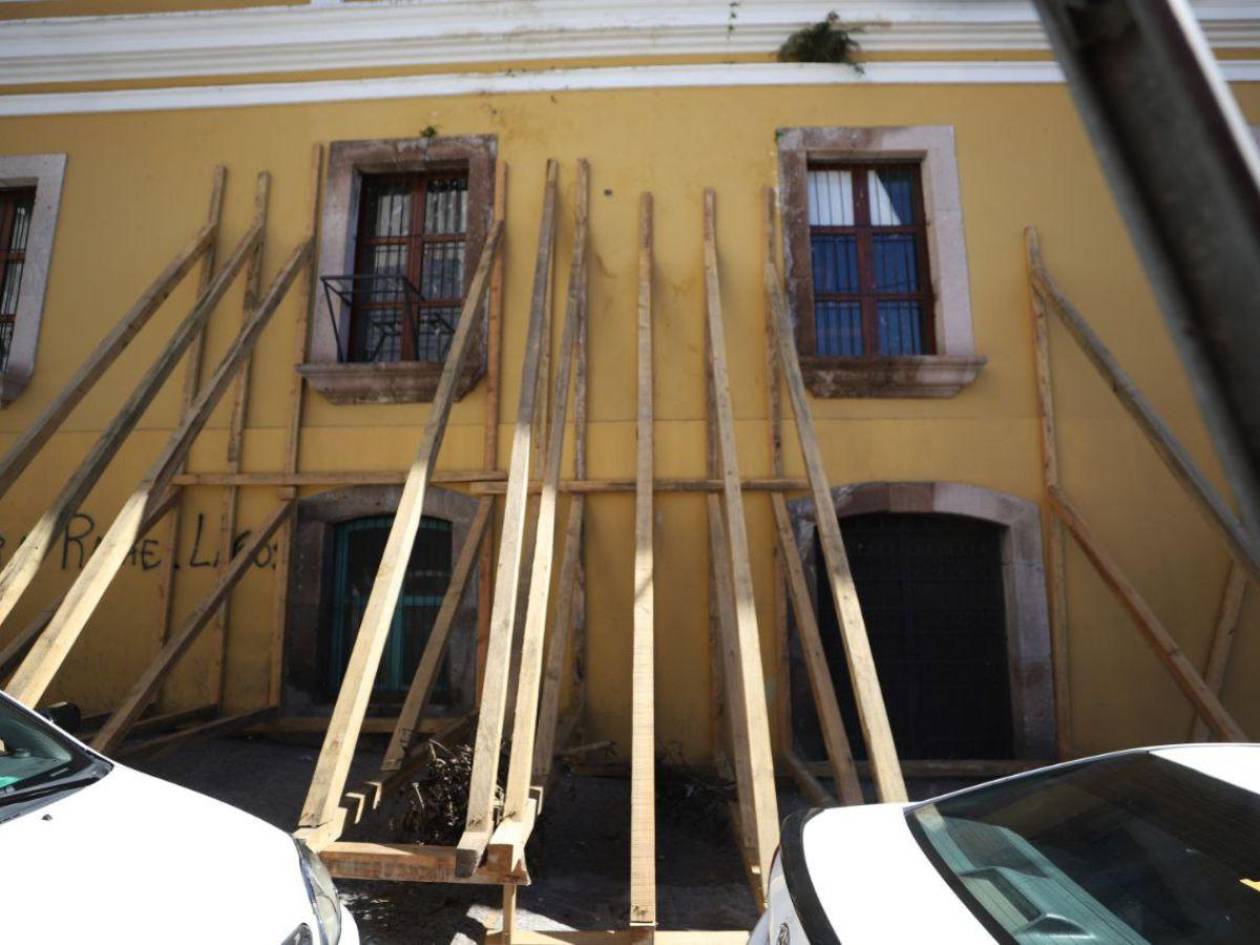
[1152, 744, 1260, 794]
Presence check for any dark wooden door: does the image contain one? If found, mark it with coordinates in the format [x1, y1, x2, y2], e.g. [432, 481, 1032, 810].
[798, 512, 1014, 760]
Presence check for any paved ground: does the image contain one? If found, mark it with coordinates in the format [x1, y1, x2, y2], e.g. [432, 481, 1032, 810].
[133, 734, 976, 944]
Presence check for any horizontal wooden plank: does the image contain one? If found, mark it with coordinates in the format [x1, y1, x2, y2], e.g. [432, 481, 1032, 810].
[116, 706, 277, 760]
[320, 841, 528, 886]
[172, 469, 505, 487]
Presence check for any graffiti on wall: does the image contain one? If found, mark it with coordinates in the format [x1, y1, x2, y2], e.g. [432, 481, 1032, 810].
[0, 511, 278, 573]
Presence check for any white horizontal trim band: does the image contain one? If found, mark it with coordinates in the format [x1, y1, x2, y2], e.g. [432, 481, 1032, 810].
[2, 60, 1259, 118]
[0, 0, 1257, 86]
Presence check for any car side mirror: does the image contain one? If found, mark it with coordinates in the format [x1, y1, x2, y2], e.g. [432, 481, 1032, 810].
[38, 701, 82, 735]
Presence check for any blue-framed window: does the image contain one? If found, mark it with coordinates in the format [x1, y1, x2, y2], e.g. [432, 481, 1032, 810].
[808, 163, 935, 357]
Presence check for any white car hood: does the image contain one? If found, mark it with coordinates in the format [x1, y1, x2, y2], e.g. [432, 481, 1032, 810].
[802, 803, 995, 944]
[0, 763, 313, 945]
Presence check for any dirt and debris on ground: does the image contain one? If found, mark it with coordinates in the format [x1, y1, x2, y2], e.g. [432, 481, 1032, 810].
[133, 733, 762, 943]
[390, 739, 477, 847]
[133, 733, 976, 944]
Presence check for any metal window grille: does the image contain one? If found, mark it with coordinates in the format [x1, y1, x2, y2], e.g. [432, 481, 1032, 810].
[325, 172, 469, 364]
[807, 164, 935, 357]
[0, 188, 36, 374]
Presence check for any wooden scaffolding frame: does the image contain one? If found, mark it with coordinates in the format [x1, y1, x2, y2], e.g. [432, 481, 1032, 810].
[0, 154, 322, 758]
[0, 167, 912, 944]
[1026, 227, 1250, 744]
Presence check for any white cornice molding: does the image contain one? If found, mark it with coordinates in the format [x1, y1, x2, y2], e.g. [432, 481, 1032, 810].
[0, 1, 1257, 86]
[2, 59, 1259, 119]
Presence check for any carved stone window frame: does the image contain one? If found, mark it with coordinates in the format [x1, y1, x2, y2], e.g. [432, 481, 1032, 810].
[301, 134, 496, 405]
[787, 481, 1056, 760]
[0, 153, 66, 406]
[283, 484, 480, 717]
[777, 126, 985, 398]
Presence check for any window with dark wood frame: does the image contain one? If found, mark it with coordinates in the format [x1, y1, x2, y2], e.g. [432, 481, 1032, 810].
[0, 188, 35, 375]
[349, 171, 469, 364]
[806, 163, 934, 357]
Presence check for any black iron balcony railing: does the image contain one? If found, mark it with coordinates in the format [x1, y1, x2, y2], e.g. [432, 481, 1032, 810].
[320, 273, 458, 364]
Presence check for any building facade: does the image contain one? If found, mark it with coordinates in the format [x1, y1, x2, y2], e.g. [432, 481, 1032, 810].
[0, 0, 1258, 770]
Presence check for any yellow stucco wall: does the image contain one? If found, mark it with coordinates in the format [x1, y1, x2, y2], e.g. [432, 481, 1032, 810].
[1, 79, 1257, 763]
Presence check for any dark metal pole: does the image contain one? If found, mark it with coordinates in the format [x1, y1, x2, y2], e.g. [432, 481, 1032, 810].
[1031, 0, 1260, 537]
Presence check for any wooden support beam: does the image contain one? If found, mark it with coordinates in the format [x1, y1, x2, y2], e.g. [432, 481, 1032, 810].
[1192, 562, 1247, 741]
[92, 501, 291, 754]
[783, 750, 836, 807]
[470, 477, 808, 495]
[168, 472, 803, 492]
[702, 189, 780, 896]
[268, 143, 324, 706]
[155, 164, 227, 670]
[174, 469, 504, 487]
[210, 171, 270, 707]
[0, 486, 181, 682]
[763, 254, 907, 804]
[0, 169, 222, 501]
[6, 237, 311, 708]
[116, 706, 277, 761]
[1024, 228, 1073, 759]
[488, 791, 539, 871]
[762, 188, 792, 760]
[725, 800, 766, 911]
[478, 160, 508, 700]
[570, 205, 590, 730]
[629, 191, 656, 935]
[0, 217, 263, 631]
[706, 494, 758, 872]
[1047, 485, 1248, 742]
[296, 220, 503, 846]
[82, 703, 217, 739]
[770, 494, 862, 806]
[381, 497, 493, 772]
[320, 841, 528, 886]
[456, 162, 557, 876]
[531, 496, 585, 786]
[253, 713, 453, 738]
[502, 159, 587, 829]
[812, 758, 1047, 780]
[1028, 231, 1260, 584]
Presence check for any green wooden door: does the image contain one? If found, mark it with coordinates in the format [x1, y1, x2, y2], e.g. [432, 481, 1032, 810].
[327, 515, 452, 702]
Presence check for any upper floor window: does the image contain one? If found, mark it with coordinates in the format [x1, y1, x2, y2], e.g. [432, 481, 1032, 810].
[0, 187, 35, 374]
[0, 154, 66, 406]
[304, 134, 496, 405]
[777, 127, 983, 398]
[349, 172, 469, 364]
[808, 164, 934, 357]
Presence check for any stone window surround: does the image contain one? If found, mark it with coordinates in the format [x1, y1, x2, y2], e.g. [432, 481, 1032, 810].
[301, 134, 496, 405]
[777, 125, 985, 398]
[283, 483, 480, 716]
[0, 153, 66, 406]
[787, 481, 1056, 760]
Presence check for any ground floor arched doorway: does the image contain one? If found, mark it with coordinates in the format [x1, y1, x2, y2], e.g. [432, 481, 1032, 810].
[788, 482, 1057, 762]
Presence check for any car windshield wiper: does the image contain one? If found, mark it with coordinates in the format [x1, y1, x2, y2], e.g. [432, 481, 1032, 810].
[0, 763, 107, 808]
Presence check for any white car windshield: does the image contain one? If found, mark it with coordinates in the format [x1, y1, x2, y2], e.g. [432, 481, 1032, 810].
[0, 695, 104, 816]
[907, 752, 1260, 945]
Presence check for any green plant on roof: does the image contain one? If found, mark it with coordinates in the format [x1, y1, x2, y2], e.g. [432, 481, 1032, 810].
[778, 11, 864, 73]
